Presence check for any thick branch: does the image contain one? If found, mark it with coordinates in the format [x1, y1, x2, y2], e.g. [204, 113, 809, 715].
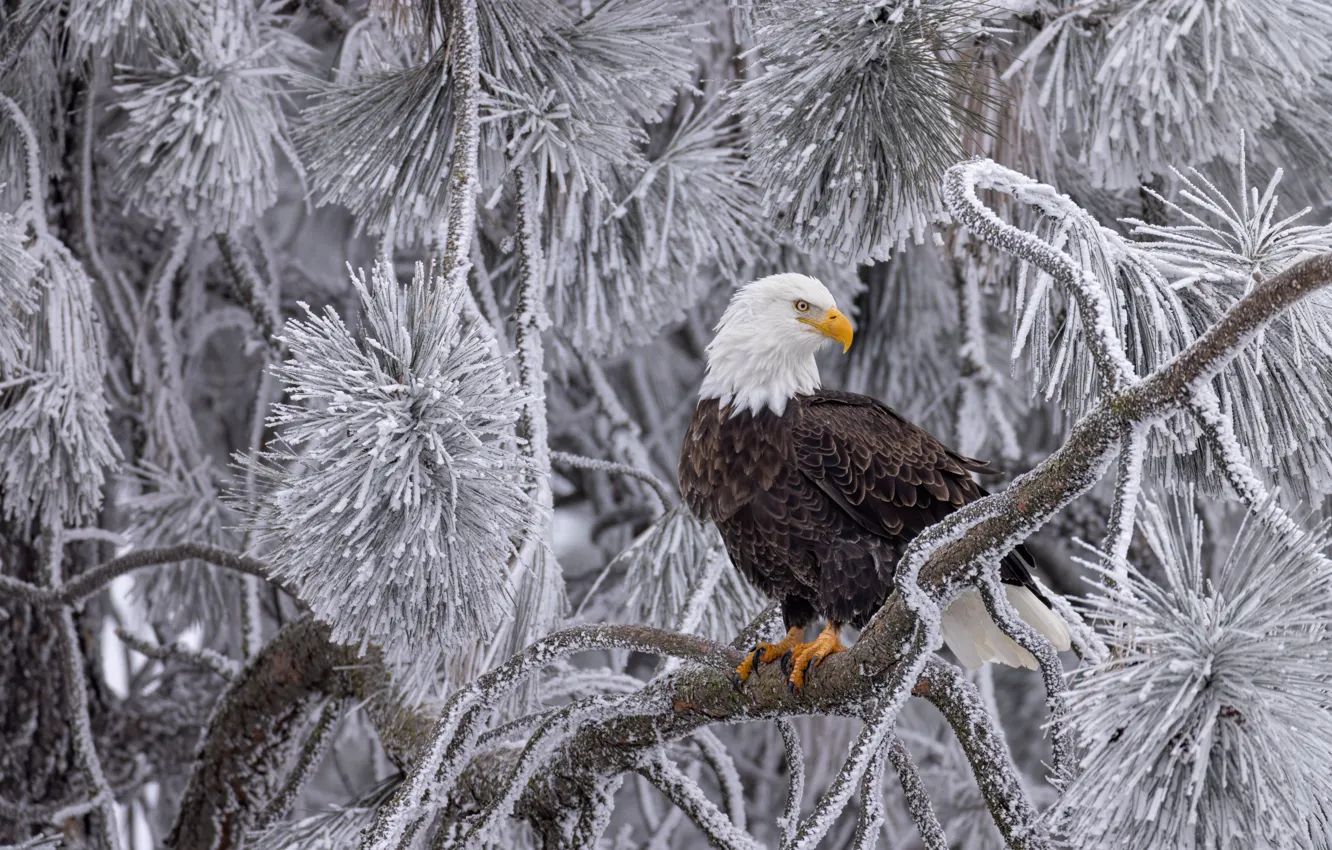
[168, 617, 351, 850]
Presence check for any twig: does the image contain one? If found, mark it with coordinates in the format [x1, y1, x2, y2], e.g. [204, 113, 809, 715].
[115, 628, 241, 680]
[216, 231, 282, 354]
[361, 624, 744, 850]
[514, 164, 553, 505]
[692, 729, 746, 832]
[43, 522, 123, 850]
[1100, 423, 1148, 587]
[255, 697, 345, 830]
[0, 542, 288, 607]
[775, 719, 805, 850]
[550, 451, 675, 509]
[850, 740, 888, 850]
[575, 350, 667, 515]
[915, 657, 1044, 846]
[637, 754, 764, 850]
[945, 160, 1139, 390]
[461, 696, 626, 847]
[438, 0, 480, 294]
[884, 736, 945, 850]
[976, 572, 1075, 785]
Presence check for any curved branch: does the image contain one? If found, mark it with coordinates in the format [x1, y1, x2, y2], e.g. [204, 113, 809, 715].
[692, 729, 746, 832]
[775, 719, 805, 850]
[168, 617, 351, 849]
[551, 451, 675, 509]
[637, 755, 764, 850]
[915, 657, 1044, 847]
[1100, 423, 1148, 587]
[0, 543, 293, 607]
[255, 697, 344, 831]
[850, 740, 888, 850]
[977, 573, 1074, 785]
[885, 736, 945, 850]
[116, 629, 241, 680]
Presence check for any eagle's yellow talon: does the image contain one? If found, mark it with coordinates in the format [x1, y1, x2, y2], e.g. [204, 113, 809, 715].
[786, 623, 846, 691]
[733, 626, 805, 683]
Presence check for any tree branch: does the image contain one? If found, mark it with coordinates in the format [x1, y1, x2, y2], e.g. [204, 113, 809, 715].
[168, 617, 352, 849]
[551, 451, 675, 510]
[115, 629, 241, 680]
[637, 754, 764, 850]
[775, 719, 805, 850]
[884, 736, 945, 850]
[0, 543, 294, 607]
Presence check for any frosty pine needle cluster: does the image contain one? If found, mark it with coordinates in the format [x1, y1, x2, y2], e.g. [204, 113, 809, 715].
[240, 261, 531, 682]
[1061, 498, 1332, 848]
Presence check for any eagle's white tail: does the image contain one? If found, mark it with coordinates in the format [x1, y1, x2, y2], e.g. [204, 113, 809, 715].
[940, 585, 1072, 670]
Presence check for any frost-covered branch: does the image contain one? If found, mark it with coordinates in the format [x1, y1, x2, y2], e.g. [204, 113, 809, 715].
[550, 451, 674, 509]
[692, 729, 746, 833]
[169, 617, 352, 849]
[1100, 424, 1148, 587]
[849, 740, 887, 850]
[439, 0, 480, 290]
[254, 697, 345, 831]
[115, 629, 241, 680]
[945, 160, 1140, 389]
[976, 574, 1074, 785]
[914, 657, 1042, 848]
[774, 719, 804, 849]
[0, 543, 286, 607]
[216, 231, 282, 353]
[637, 754, 764, 850]
[884, 736, 945, 850]
[44, 523, 122, 850]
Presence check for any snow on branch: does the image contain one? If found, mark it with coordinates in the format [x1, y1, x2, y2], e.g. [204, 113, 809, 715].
[944, 159, 1139, 389]
[361, 623, 744, 850]
[774, 718, 805, 849]
[638, 753, 765, 850]
[550, 450, 674, 509]
[884, 736, 946, 850]
[116, 628, 242, 680]
[975, 573, 1074, 785]
[0, 542, 286, 607]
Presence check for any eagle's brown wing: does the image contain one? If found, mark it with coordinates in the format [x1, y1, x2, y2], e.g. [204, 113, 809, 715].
[790, 389, 1047, 601]
[790, 389, 986, 540]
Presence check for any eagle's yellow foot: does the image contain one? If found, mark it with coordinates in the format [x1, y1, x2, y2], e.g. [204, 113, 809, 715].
[786, 623, 846, 693]
[732, 626, 805, 689]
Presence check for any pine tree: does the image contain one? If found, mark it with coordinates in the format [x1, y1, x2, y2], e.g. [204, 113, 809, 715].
[3, 1, 1332, 848]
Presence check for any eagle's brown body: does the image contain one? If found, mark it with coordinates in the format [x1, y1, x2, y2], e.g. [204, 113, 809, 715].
[679, 389, 1045, 632]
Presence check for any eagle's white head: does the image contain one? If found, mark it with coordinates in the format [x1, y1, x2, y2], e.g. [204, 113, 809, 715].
[699, 273, 854, 416]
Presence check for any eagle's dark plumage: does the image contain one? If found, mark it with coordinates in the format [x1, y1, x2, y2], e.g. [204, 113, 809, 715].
[680, 273, 1070, 689]
[680, 390, 1047, 629]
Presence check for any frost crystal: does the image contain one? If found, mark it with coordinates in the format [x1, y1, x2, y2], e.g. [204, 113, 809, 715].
[1059, 497, 1332, 849]
[240, 261, 532, 682]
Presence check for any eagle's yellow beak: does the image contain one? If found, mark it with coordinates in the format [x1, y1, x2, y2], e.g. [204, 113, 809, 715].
[809, 308, 854, 353]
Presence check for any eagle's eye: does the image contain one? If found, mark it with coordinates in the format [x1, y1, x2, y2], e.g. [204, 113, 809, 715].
[794, 299, 810, 313]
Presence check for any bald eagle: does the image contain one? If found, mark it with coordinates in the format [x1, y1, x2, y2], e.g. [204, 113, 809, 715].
[679, 274, 1071, 690]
